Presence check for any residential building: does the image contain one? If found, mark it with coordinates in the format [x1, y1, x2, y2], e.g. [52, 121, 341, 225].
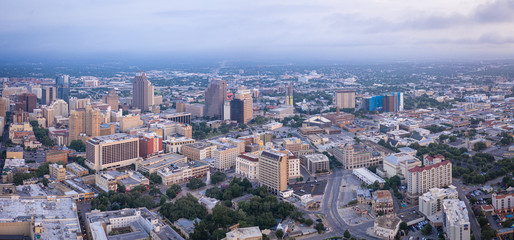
[374, 214, 401, 240]
[335, 89, 356, 109]
[41, 86, 56, 105]
[49, 163, 66, 181]
[443, 199, 471, 240]
[258, 150, 289, 194]
[85, 207, 183, 240]
[85, 133, 140, 171]
[372, 190, 394, 214]
[0, 196, 81, 240]
[303, 154, 329, 174]
[236, 153, 259, 180]
[407, 161, 453, 203]
[204, 79, 227, 119]
[287, 152, 301, 179]
[224, 226, 262, 240]
[330, 143, 383, 170]
[492, 192, 514, 214]
[419, 186, 458, 217]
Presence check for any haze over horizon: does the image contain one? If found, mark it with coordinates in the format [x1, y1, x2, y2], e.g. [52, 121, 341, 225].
[2, 0, 514, 62]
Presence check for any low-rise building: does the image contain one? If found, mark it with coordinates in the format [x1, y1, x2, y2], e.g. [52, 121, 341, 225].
[137, 153, 187, 173]
[492, 191, 514, 214]
[236, 153, 259, 180]
[85, 207, 183, 240]
[372, 190, 394, 214]
[382, 153, 421, 178]
[374, 214, 401, 240]
[157, 160, 209, 185]
[66, 163, 89, 177]
[96, 170, 150, 192]
[0, 196, 82, 240]
[356, 189, 372, 204]
[353, 167, 386, 187]
[49, 163, 66, 181]
[224, 226, 262, 240]
[163, 137, 196, 153]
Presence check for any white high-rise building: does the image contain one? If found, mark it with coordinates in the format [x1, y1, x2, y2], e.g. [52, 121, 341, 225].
[443, 199, 471, 240]
[419, 186, 458, 217]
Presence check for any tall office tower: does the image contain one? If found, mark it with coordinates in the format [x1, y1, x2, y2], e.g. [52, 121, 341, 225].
[41, 86, 56, 105]
[85, 133, 140, 171]
[68, 110, 85, 144]
[286, 84, 294, 106]
[104, 90, 119, 111]
[204, 79, 227, 119]
[132, 72, 155, 112]
[85, 107, 100, 138]
[258, 150, 289, 194]
[335, 89, 356, 109]
[0, 97, 7, 119]
[15, 93, 37, 113]
[230, 98, 253, 124]
[56, 75, 70, 103]
[230, 90, 253, 124]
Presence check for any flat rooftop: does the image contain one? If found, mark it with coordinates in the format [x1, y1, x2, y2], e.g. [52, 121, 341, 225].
[0, 196, 81, 240]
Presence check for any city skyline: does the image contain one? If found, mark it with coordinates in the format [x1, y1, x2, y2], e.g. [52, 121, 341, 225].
[1, 0, 514, 61]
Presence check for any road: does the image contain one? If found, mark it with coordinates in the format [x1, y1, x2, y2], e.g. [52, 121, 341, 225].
[452, 179, 481, 240]
[303, 169, 379, 240]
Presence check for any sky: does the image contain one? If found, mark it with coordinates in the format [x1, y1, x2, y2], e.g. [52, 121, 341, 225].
[1, 0, 514, 61]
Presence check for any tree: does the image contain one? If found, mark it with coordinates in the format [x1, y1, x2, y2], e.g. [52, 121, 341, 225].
[150, 172, 162, 184]
[343, 229, 351, 238]
[421, 223, 432, 235]
[166, 184, 182, 199]
[187, 178, 206, 190]
[400, 222, 408, 231]
[160, 196, 167, 205]
[502, 219, 513, 228]
[305, 218, 314, 226]
[149, 186, 161, 196]
[69, 140, 86, 152]
[315, 223, 325, 234]
[42, 178, 49, 187]
[473, 142, 487, 152]
[211, 172, 226, 185]
[275, 229, 284, 239]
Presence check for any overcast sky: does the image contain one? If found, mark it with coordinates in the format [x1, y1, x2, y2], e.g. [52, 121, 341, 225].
[1, 0, 514, 61]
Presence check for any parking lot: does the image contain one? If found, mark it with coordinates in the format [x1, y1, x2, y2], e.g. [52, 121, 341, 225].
[339, 205, 373, 225]
[289, 180, 327, 196]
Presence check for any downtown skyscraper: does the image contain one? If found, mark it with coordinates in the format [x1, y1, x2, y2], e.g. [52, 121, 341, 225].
[204, 79, 227, 119]
[56, 75, 70, 104]
[132, 72, 155, 112]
